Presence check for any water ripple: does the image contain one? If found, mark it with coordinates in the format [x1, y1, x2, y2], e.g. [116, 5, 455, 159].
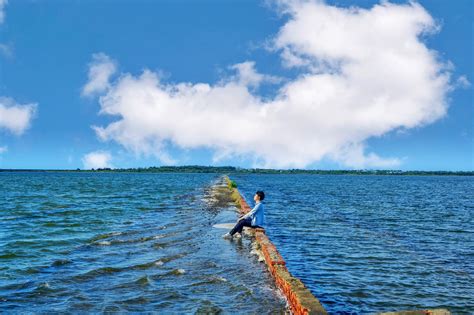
[0, 172, 287, 313]
[233, 174, 474, 314]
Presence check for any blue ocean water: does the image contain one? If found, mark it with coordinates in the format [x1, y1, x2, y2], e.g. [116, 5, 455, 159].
[233, 174, 474, 314]
[1, 172, 473, 314]
[0, 172, 287, 313]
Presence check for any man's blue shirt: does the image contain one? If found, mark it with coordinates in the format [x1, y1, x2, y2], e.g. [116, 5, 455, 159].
[242, 202, 264, 227]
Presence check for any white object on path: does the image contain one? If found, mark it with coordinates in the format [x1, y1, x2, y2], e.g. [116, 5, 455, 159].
[213, 223, 236, 229]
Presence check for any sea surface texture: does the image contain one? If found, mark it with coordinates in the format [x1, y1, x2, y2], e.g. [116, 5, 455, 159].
[0, 172, 287, 313]
[233, 174, 474, 314]
[1, 172, 473, 314]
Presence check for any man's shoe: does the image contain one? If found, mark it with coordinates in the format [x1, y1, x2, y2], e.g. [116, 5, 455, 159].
[222, 233, 232, 239]
[234, 233, 242, 238]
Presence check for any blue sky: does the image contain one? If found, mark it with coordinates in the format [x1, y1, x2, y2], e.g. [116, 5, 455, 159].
[0, 0, 472, 171]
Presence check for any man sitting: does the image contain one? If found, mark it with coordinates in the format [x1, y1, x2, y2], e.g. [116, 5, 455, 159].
[223, 190, 265, 239]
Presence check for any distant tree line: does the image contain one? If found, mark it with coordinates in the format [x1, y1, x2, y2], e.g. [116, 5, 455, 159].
[1, 165, 472, 176]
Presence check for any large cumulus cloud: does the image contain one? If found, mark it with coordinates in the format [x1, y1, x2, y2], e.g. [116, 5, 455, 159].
[84, 0, 454, 169]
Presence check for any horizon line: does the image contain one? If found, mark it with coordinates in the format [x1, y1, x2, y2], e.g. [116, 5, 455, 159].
[0, 165, 473, 174]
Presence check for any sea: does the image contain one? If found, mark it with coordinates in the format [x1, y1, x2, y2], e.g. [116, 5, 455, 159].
[1, 172, 473, 314]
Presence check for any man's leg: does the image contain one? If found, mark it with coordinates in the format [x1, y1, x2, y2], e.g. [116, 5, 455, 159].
[231, 217, 252, 235]
[229, 219, 245, 236]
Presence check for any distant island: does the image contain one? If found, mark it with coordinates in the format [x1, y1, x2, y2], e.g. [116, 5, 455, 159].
[1, 165, 472, 176]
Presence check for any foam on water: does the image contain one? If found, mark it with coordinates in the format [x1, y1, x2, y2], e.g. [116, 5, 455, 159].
[212, 223, 236, 229]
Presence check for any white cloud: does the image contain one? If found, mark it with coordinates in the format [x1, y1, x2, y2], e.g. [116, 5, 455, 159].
[0, 1, 10, 59]
[0, 43, 12, 58]
[455, 75, 471, 89]
[0, 0, 7, 24]
[330, 143, 401, 169]
[88, 0, 454, 169]
[81, 151, 113, 169]
[0, 2, 38, 155]
[81, 53, 117, 97]
[0, 97, 37, 135]
[228, 61, 281, 88]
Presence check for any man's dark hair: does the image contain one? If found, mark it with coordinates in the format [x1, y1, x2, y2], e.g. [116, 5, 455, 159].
[256, 190, 265, 201]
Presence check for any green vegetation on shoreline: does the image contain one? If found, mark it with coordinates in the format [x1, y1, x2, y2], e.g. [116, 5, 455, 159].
[0, 165, 472, 176]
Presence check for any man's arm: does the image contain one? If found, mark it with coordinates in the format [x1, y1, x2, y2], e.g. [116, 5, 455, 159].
[241, 203, 261, 220]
